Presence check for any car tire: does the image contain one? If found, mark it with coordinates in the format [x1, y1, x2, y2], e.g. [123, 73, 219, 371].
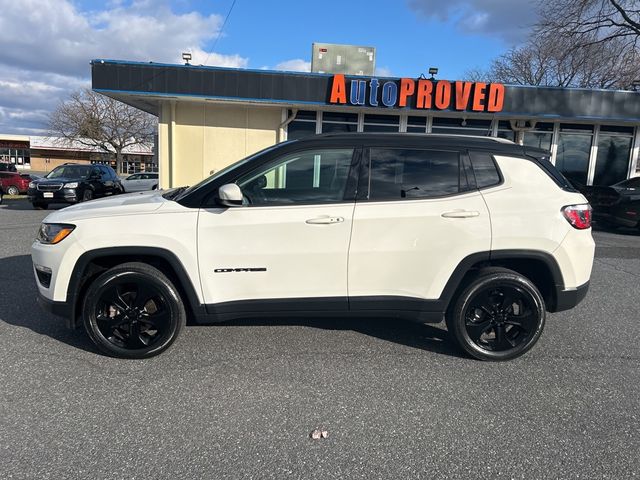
[446, 268, 545, 361]
[7, 185, 19, 195]
[82, 189, 93, 202]
[152, 184, 158, 190]
[32, 202, 48, 210]
[82, 262, 186, 359]
[0, 192, 3, 204]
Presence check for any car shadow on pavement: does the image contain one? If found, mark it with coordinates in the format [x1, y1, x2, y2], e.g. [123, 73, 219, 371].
[216, 316, 461, 358]
[0, 254, 96, 354]
[0, 198, 66, 211]
[0, 254, 461, 359]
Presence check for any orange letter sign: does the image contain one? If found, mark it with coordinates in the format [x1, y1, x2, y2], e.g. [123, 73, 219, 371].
[434, 81, 452, 110]
[472, 82, 487, 111]
[330, 74, 347, 104]
[416, 80, 433, 109]
[487, 83, 505, 112]
[455, 81, 473, 110]
[398, 78, 416, 107]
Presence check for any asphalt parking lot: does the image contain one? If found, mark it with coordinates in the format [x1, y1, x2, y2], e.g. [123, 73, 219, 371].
[1, 198, 639, 479]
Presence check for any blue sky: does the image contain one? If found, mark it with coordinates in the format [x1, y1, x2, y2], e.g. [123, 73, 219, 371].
[0, 0, 538, 134]
[167, 0, 512, 78]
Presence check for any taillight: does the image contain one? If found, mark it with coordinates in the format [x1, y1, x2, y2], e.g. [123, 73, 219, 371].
[562, 204, 592, 229]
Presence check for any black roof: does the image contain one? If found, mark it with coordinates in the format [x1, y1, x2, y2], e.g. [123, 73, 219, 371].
[285, 132, 542, 156]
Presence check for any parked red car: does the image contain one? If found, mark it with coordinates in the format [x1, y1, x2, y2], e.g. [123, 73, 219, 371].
[0, 172, 31, 195]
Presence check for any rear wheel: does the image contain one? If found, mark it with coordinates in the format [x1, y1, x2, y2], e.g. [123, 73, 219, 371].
[7, 185, 19, 195]
[82, 262, 186, 359]
[446, 268, 545, 361]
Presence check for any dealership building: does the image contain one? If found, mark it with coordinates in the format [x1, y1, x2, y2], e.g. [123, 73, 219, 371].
[0, 134, 155, 174]
[91, 59, 640, 190]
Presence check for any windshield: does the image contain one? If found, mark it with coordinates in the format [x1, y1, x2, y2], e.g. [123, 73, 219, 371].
[173, 143, 283, 201]
[46, 165, 93, 179]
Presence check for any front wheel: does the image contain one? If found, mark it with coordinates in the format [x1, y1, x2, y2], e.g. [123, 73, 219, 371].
[82, 262, 186, 358]
[446, 268, 545, 361]
[7, 185, 19, 195]
[82, 189, 93, 202]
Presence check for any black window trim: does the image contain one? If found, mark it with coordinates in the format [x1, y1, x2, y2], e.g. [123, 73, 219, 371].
[357, 146, 476, 203]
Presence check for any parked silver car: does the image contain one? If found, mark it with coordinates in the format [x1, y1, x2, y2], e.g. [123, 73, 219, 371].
[121, 172, 159, 192]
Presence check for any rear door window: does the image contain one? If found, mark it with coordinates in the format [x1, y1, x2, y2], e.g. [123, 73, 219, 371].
[366, 148, 466, 200]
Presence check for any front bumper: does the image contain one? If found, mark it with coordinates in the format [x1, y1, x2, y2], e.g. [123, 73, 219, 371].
[37, 292, 73, 319]
[28, 187, 78, 204]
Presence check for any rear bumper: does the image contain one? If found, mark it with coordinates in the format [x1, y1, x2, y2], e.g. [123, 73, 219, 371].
[553, 281, 589, 312]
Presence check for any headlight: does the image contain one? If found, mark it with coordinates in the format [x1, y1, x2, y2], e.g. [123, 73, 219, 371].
[37, 223, 75, 245]
[29, 182, 35, 188]
[63, 182, 78, 188]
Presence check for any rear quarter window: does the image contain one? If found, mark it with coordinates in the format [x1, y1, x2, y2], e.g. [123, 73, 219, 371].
[468, 151, 501, 188]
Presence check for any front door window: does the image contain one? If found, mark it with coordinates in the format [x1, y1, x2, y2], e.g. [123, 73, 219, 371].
[236, 148, 354, 206]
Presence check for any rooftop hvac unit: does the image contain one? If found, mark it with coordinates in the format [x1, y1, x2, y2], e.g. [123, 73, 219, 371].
[311, 43, 376, 76]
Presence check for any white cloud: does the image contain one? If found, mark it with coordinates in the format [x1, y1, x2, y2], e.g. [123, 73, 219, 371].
[375, 66, 393, 77]
[0, 0, 249, 134]
[274, 59, 311, 72]
[408, 0, 537, 43]
[185, 48, 249, 68]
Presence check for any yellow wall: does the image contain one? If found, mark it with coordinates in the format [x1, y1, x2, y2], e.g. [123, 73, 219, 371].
[159, 101, 282, 188]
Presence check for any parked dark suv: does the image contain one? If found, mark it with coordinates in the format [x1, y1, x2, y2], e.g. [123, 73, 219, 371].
[28, 163, 123, 209]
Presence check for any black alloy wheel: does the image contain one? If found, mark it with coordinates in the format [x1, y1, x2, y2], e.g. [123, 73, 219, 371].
[447, 268, 545, 361]
[82, 262, 186, 358]
[82, 189, 93, 202]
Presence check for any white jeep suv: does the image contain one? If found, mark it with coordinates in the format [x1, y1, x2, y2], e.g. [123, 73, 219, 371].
[31, 134, 594, 360]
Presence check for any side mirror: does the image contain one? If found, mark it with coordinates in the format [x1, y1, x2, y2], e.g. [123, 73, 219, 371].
[217, 183, 243, 207]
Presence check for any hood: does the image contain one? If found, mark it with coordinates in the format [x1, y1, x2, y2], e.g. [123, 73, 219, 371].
[43, 190, 171, 223]
[36, 176, 87, 184]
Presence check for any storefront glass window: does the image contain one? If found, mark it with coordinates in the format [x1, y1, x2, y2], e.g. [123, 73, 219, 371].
[288, 121, 317, 139]
[523, 132, 553, 151]
[431, 117, 492, 136]
[287, 110, 317, 140]
[407, 116, 427, 133]
[496, 121, 515, 141]
[556, 130, 592, 186]
[362, 114, 400, 132]
[593, 134, 633, 186]
[321, 112, 358, 133]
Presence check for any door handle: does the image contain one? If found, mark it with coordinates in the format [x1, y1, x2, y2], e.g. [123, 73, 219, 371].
[441, 210, 480, 218]
[305, 216, 345, 225]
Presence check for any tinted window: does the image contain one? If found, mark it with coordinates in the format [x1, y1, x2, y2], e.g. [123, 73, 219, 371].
[98, 166, 111, 180]
[616, 177, 640, 188]
[368, 149, 464, 200]
[236, 148, 354, 206]
[469, 151, 501, 188]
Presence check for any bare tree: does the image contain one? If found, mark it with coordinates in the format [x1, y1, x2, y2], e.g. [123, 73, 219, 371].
[49, 89, 156, 173]
[465, 32, 640, 89]
[537, 0, 640, 49]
